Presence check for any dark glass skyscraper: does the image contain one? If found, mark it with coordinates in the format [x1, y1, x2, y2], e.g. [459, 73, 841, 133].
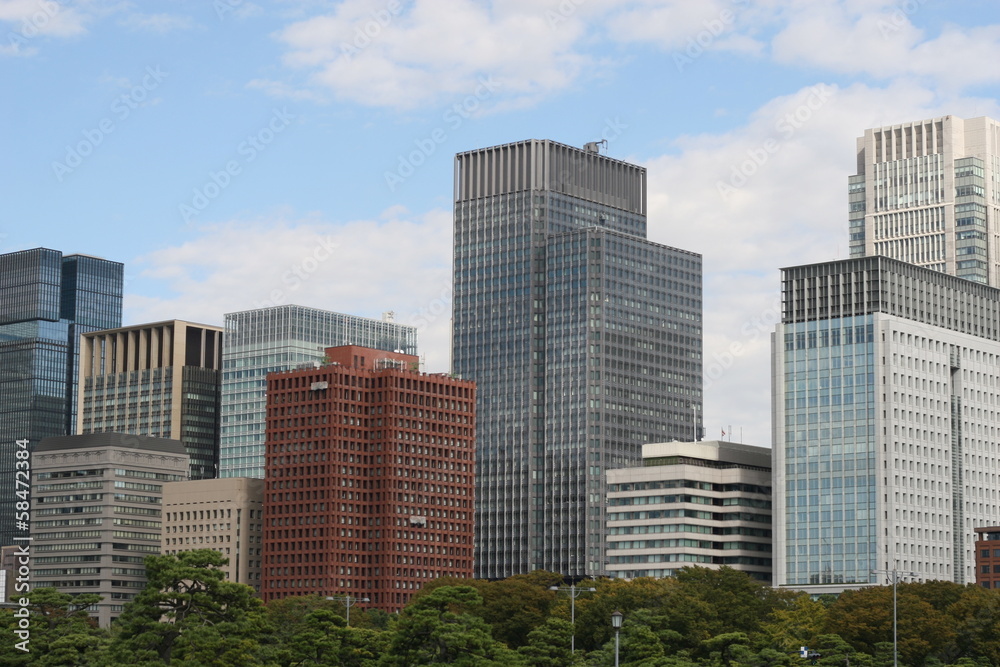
[0, 248, 123, 546]
[452, 140, 702, 578]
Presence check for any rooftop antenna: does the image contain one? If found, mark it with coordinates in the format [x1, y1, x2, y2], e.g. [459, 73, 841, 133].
[583, 139, 608, 154]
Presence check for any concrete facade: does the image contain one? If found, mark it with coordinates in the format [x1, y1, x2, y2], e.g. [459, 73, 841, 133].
[30, 433, 188, 627]
[773, 256, 1000, 594]
[850, 115, 1000, 285]
[162, 477, 265, 594]
[606, 440, 772, 583]
[78, 320, 223, 480]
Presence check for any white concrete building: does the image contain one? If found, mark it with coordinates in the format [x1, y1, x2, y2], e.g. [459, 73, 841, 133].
[606, 440, 772, 583]
[773, 256, 1000, 595]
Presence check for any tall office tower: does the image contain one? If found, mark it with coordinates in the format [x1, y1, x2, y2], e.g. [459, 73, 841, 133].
[452, 140, 703, 579]
[162, 477, 265, 594]
[78, 320, 223, 480]
[262, 345, 475, 612]
[30, 433, 189, 627]
[220, 305, 417, 479]
[0, 248, 123, 547]
[606, 440, 773, 583]
[849, 115, 1000, 284]
[773, 256, 1000, 595]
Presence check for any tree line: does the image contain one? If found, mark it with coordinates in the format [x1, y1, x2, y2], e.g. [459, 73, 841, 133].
[3, 549, 1000, 665]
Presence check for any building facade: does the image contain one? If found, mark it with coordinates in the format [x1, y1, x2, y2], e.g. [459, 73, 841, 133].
[0, 248, 123, 547]
[78, 320, 223, 480]
[974, 526, 1000, 589]
[849, 115, 1000, 285]
[220, 305, 418, 479]
[773, 256, 1000, 594]
[452, 140, 703, 578]
[162, 477, 265, 594]
[262, 345, 475, 613]
[30, 433, 189, 627]
[606, 440, 772, 583]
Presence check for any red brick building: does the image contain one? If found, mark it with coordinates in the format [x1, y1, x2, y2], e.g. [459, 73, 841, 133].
[262, 345, 476, 612]
[975, 526, 1000, 589]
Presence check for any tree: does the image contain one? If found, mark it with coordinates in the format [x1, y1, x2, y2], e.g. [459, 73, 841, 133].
[481, 571, 563, 648]
[760, 593, 828, 653]
[0, 588, 107, 666]
[105, 549, 271, 665]
[380, 585, 523, 666]
[518, 617, 580, 667]
[825, 586, 955, 666]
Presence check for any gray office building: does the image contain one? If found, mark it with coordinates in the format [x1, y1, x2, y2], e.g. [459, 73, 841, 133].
[773, 256, 1000, 594]
[30, 433, 189, 627]
[219, 305, 417, 478]
[0, 248, 123, 547]
[452, 140, 702, 578]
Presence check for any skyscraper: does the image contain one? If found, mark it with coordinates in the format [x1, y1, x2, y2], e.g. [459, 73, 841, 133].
[0, 248, 123, 547]
[78, 320, 223, 480]
[262, 345, 475, 612]
[220, 305, 417, 479]
[773, 256, 1000, 593]
[849, 115, 1000, 284]
[452, 140, 702, 579]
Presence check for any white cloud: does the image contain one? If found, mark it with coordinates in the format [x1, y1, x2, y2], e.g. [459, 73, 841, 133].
[254, 0, 1000, 110]
[769, 2, 1000, 87]
[258, 0, 594, 109]
[0, 0, 89, 55]
[125, 208, 455, 372]
[119, 12, 196, 33]
[639, 80, 1000, 446]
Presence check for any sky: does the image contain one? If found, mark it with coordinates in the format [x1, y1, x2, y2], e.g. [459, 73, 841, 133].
[4, 0, 1000, 448]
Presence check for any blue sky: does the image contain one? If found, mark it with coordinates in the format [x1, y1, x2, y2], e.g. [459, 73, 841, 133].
[4, 0, 1000, 446]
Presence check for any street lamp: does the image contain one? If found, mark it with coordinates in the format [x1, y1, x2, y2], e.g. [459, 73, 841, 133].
[611, 610, 623, 667]
[325, 595, 370, 626]
[550, 583, 597, 653]
[871, 569, 916, 667]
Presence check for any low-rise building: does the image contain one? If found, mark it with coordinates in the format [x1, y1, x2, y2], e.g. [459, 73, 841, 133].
[606, 440, 772, 583]
[975, 527, 1000, 589]
[162, 478, 265, 594]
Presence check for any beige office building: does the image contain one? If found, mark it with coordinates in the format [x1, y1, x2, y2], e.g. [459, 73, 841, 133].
[30, 433, 189, 627]
[78, 320, 223, 480]
[162, 478, 264, 594]
[849, 115, 1000, 285]
[606, 440, 772, 583]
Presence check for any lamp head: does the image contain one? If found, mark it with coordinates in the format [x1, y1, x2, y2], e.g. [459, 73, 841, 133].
[611, 610, 623, 629]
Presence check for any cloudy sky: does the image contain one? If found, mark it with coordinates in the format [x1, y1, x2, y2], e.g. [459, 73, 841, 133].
[4, 0, 1000, 447]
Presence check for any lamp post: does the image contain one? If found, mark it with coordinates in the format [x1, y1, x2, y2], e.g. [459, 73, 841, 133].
[611, 610, 623, 667]
[550, 583, 596, 653]
[871, 569, 916, 667]
[325, 595, 370, 626]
